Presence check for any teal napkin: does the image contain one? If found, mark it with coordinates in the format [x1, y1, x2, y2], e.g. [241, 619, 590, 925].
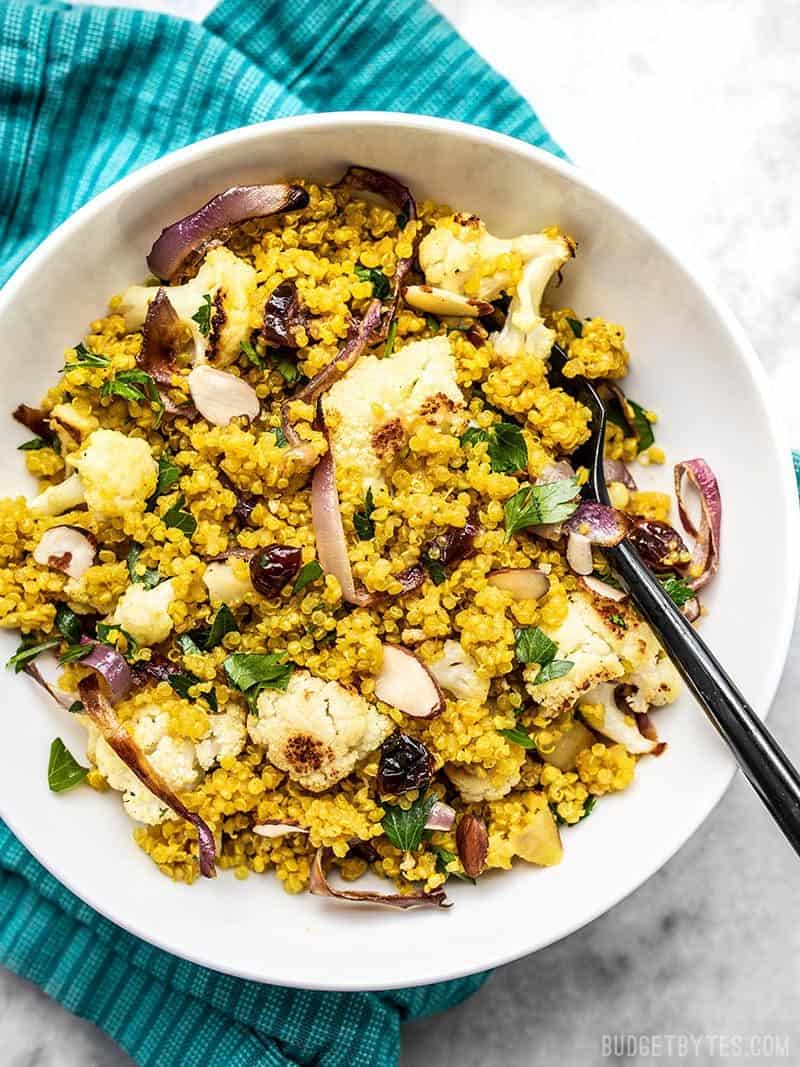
[0, 1, 563, 1064]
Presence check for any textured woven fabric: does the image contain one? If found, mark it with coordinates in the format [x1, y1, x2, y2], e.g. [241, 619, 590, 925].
[0, 1, 564, 1064]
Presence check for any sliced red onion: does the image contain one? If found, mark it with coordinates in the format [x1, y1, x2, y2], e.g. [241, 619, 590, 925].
[564, 502, 632, 547]
[311, 445, 373, 607]
[138, 288, 185, 384]
[374, 644, 445, 719]
[281, 299, 383, 466]
[262, 279, 307, 349]
[187, 365, 259, 426]
[13, 403, 53, 442]
[24, 663, 77, 710]
[147, 184, 309, 283]
[33, 526, 96, 579]
[217, 471, 256, 527]
[579, 574, 628, 602]
[424, 801, 456, 831]
[79, 636, 131, 704]
[603, 458, 637, 490]
[674, 459, 721, 591]
[78, 676, 216, 877]
[487, 568, 550, 600]
[396, 564, 425, 595]
[252, 820, 309, 839]
[310, 848, 449, 910]
[566, 531, 593, 575]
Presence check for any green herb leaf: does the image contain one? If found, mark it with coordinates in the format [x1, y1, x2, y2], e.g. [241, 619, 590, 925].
[433, 846, 475, 884]
[579, 795, 597, 821]
[126, 543, 162, 590]
[95, 622, 139, 658]
[293, 559, 323, 594]
[628, 397, 655, 452]
[192, 294, 213, 337]
[659, 573, 695, 608]
[566, 317, 583, 338]
[48, 738, 89, 793]
[59, 644, 92, 664]
[421, 553, 447, 586]
[354, 265, 391, 300]
[101, 369, 164, 426]
[240, 337, 263, 369]
[68, 700, 84, 714]
[396, 211, 409, 230]
[6, 637, 60, 673]
[275, 357, 300, 385]
[162, 493, 197, 538]
[382, 793, 436, 852]
[61, 343, 109, 371]
[166, 670, 217, 711]
[176, 633, 202, 657]
[499, 726, 538, 749]
[18, 437, 48, 451]
[608, 612, 627, 629]
[273, 426, 287, 448]
[223, 653, 294, 699]
[155, 453, 181, 496]
[383, 318, 398, 358]
[204, 604, 238, 649]
[487, 422, 528, 474]
[425, 314, 440, 334]
[353, 487, 376, 541]
[504, 478, 580, 540]
[514, 626, 557, 666]
[459, 426, 487, 448]
[532, 659, 574, 685]
[55, 604, 82, 645]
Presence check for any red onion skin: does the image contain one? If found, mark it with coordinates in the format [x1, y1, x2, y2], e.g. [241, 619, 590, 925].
[147, 184, 309, 282]
[311, 446, 373, 607]
[79, 677, 216, 877]
[603, 458, 637, 490]
[674, 459, 721, 591]
[310, 848, 449, 909]
[565, 502, 631, 547]
[79, 636, 132, 704]
[13, 403, 52, 441]
[262, 279, 307, 349]
[138, 288, 182, 385]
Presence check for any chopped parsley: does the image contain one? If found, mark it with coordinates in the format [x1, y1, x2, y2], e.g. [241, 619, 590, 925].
[293, 559, 323, 594]
[58, 644, 92, 665]
[165, 670, 217, 711]
[384, 318, 398, 358]
[176, 633, 202, 657]
[240, 337, 263, 369]
[47, 738, 89, 793]
[609, 612, 627, 629]
[68, 701, 84, 715]
[499, 726, 538, 749]
[155, 453, 181, 496]
[223, 652, 293, 709]
[420, 552, 447, 586]
[55, 604, 82, 645]
[514, 625, 573, 685]
[354, 265, 391, 300]
[101, 369, 164, 427]
[126, 543, 162, 590]
[162, 493, 197, 538]
[461, 421, 528, 474]
[274, 356, 300, 385]
[425, 314, 440, 334]
[95, 622, 139, 659]
[504, 477, 580, 540]
[192, 293, 213, 337]
[433, 846, 475, 885]
[353, 487, 376, 541]
[381, 793, 436, 852]
[580, 795, 597, 821]
[566, 317, 583, 338]
[18, 437, 49, 452]
[627, 397, 655, 452]
[6, 637, 60, 673]
[396, 211, 409, 230]
[61, 343, 109, 371]
[659, 573, 695, 608]
[273, 426, 287, 448]
[204, 604, 238, 649]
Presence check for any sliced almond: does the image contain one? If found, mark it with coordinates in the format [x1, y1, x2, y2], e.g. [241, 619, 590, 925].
[403, 284, 492, 318]
[187, 364, 260, 426]
[33, 525, 96, 579]
[456, 813, 488, 878]
[424, 801, 456, 831]
[374, 643, 444, 719]
[579, 574, 628, 602]
[253, 821, 309, 839]
[566, 530, 593, 575]
[488, 567, 550, 600]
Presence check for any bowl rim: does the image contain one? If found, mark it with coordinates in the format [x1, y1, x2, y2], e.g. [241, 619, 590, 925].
[0, 111, 797, 989]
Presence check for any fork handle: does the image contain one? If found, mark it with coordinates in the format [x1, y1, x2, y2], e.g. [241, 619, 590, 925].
[608, 539, 800, 854]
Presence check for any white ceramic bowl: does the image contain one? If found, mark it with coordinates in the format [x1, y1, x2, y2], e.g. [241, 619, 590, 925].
[0, 114, 796, 991]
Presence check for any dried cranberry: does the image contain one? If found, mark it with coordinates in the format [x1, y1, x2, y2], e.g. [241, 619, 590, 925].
[347, 840, 381, 864]
[628, 520, 689, 572]
[218, 470, 257, 527]
[262, 279, 307, 349]
[376, 731, 434, 796]
[422, 514, 479, 569]
[249, 545, 303, 596]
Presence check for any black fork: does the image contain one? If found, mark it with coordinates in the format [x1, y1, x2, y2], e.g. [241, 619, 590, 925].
[550, 344, 800, 854]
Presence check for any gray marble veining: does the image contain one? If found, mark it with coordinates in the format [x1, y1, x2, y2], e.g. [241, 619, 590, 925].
[3, 0, 800, 1064]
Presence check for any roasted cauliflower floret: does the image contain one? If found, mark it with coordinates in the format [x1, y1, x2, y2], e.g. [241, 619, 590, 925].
[195, 702, 247, 771]
[120, 247, 257, 367]
[85, 706, 200, 825]
[445, 758, 522, 803]
[72, 429, 157, 517]
[427, 639, 490, 704]
[322, 335, 465, 491]
[202, 559, 253, 607]
[492, 235, 574, 362]
[550, 309, 629, 380]
[248, 671, 392, 792]
[109, 579, 176, 646]
[28, 472, 86, 517]
[579, 683, 661, 755]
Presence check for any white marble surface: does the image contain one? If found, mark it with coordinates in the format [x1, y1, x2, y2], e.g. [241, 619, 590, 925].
[3, 0, 800, 1064]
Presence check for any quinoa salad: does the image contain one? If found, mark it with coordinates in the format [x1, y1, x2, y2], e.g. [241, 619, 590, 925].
[0, 166, 721, 905]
